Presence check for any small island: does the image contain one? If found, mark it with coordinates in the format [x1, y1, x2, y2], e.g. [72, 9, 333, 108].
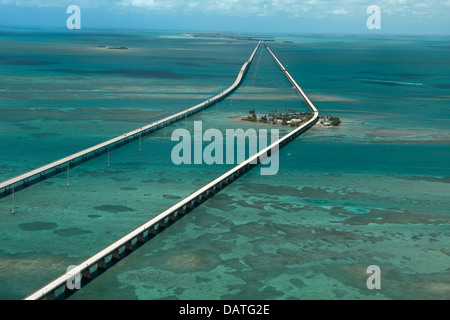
[91, 45, 128, 50]
[241, 109, 341, 127]
[107, 46, 128, 50]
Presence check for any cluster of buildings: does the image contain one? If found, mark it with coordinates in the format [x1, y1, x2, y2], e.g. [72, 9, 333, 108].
[317, 115, 341, 127]
[256, 115, 303, 124]
[244, 110, 341, 128]
[251, 111, 313, 126]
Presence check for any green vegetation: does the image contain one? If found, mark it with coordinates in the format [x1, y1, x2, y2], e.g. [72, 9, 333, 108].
[245, 109, 257, 122]
[331, 117, 341, 127]
[320, 116, 341, 127]
[242, 109, 341, 127]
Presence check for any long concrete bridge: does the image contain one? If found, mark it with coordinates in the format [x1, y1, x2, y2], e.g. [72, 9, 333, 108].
[24, 42, 319, 300]
[0, 41, 262, 200]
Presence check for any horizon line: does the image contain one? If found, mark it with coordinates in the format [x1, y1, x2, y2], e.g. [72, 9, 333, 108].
[1, 25, 450, 38]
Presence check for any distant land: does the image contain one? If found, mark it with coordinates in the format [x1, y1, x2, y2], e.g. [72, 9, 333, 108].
[186, 33, 275, 42]
[91, 45, 128, 50]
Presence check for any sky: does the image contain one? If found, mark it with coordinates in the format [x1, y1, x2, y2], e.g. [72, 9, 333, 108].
[0, 0, 449, 35]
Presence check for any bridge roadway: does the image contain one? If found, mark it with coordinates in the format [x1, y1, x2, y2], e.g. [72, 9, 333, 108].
[0, 41, 262, 200]
[24, 43, 319, 300]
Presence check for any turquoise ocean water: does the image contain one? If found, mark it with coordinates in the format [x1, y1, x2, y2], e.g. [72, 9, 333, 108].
[0, 29, 449, 300]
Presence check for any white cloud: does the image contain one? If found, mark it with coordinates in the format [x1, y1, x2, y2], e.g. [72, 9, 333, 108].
[0, 0, 107, 8]
[330, 8, 348, 15]
[1, 0, 449, 18]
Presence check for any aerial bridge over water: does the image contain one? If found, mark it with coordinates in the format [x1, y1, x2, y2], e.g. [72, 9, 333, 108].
[13, 41, 319, 300]
[0, 42, 262, 200]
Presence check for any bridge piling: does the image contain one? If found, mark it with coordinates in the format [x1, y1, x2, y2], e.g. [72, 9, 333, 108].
[11, 187, 14, 214]
[158, 220, 166, 230]
[137, 233, 145, 244]
[97, 258, 107, 271]
[46, 292, 56, 300]
[112, 249, 120, 261]
[147, 227, 155, 238]
[82, 269, 91, 281]
[125, 241, 133, 252]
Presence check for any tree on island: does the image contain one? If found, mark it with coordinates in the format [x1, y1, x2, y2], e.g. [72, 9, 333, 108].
[246, 109, 257, 122]
[331, 117, 341, 126]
